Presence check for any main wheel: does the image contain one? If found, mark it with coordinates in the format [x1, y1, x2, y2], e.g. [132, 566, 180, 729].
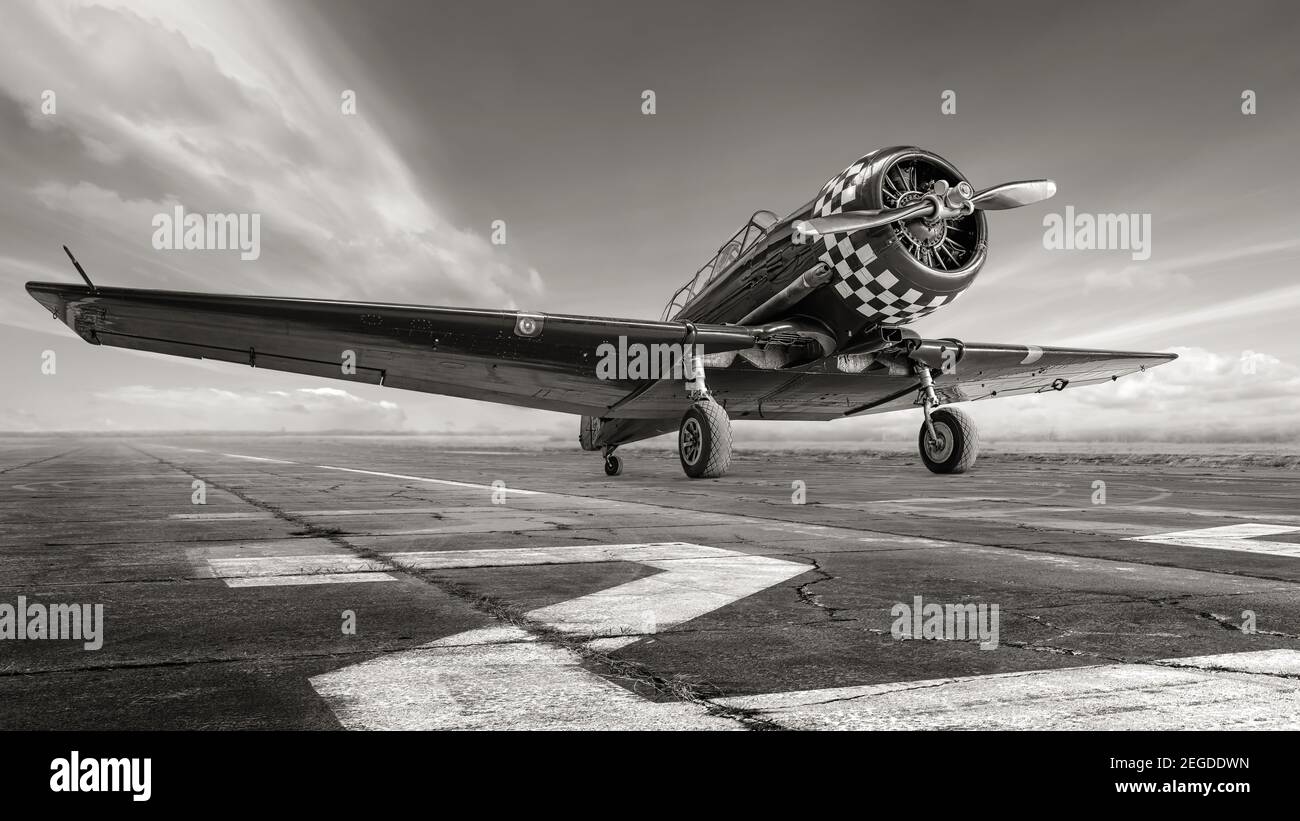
[604, 454, 623, 476]
[679, 402, 732, 478]
[918, 406, 979, 474]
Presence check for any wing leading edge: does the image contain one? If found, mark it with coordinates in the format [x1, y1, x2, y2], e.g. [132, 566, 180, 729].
[25, 281, 757, 417]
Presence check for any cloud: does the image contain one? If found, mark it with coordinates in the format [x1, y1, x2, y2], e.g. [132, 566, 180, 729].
[1082, 236, 1300, 294]
[1058, 285, 1300, 348]
[0, 0, 543, 327]
[1082, 264, 1191, 293]
[93, 385, 407, 431]
[954, 346, 1300, 442]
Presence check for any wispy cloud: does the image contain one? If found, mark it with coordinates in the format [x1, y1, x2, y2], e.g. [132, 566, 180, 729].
[94, 385, 407, 431]
[0, 0, 542, 328]
[1059, 285, 1300, 348]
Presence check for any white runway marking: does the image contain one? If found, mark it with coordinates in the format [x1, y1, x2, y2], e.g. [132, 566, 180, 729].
[762, 524, 847, 540]
[314, 464, 541, 495]
[206, 541, 811, 597]
[171, 506, 534, 520]
[311, 626, 736, 730]
[309, 542, 809, 728]
[530, 552, 806, 639]
[715, 650, 1300, 730]
[393, 542, 748, 569]
[207, 554, 395, 587]
[393, 543, 808, 638]
[155, 447, 544, 495]
[1127, 523, 1300, 558]
[291, 506, 516, 517]
[221, 453, 297, 464]
[364, 521, 572, 536]
[226, 572, 396, 587]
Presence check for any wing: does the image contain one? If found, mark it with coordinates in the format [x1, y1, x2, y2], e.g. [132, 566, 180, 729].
[598, 339, 1178, 420]
[25, 281, 757, 417]
[26, 281, 1175, 423]
[758, 340, 1176, 419]
[925, 340, 1178, 405]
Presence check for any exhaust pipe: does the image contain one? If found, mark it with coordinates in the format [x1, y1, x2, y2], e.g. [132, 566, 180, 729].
[738, 263, 832, 325]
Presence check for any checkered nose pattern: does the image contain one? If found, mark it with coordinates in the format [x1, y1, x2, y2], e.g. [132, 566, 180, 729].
[811, 157, 969, 323]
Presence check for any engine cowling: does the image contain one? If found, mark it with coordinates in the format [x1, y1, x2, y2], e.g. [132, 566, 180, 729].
[807, 146, 987, 328]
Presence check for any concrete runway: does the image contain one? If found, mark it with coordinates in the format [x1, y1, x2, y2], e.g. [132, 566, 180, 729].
[2, 435, 1300, 730]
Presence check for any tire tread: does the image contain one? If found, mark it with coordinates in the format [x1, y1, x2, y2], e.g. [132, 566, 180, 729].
[920, 406, 979, 474]
[681, 401, 732, 478]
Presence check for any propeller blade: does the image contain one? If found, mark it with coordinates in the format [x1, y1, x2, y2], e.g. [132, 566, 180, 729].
[793, 178, 1057, 239]
[969, 179, 1056, 210]
[794, 200, 934, 239]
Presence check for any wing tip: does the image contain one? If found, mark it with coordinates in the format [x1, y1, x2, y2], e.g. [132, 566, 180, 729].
[26, 280, 54, 302]
[25, 280, 84, 315]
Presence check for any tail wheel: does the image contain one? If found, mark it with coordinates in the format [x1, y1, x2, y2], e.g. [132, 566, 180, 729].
[919, 406, 979, 474]
[603, 454, 623, 476]
[679, 402, 732, 479]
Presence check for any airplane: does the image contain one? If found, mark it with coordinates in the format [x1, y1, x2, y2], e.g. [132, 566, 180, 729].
[26, 146, 1176, 479]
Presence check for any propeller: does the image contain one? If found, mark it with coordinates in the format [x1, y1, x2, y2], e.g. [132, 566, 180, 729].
[793, 178, 1056, 240]
[969, 179, 1057, 210]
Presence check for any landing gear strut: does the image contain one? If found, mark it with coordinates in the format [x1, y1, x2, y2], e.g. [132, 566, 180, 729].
[914, 363, 979, 474]
[678, 338, 732, 478]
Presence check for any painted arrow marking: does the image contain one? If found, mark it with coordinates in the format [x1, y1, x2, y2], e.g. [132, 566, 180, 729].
[309, 543, 809, 729]
[391, 542, 807, 646]
[300, 536, 1300, 730]
[309, 624, 741, 730]
[1126, 523, 1300, 558]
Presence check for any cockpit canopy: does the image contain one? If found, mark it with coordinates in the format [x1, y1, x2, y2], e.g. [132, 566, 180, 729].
[661, 210, 777, 320]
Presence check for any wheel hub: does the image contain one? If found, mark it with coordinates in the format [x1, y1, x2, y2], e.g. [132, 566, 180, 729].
[680, 418, 703, 465]
[924, 421, 955, 462]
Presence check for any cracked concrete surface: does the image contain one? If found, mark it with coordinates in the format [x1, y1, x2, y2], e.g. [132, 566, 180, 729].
[2, 435, 1299, 729]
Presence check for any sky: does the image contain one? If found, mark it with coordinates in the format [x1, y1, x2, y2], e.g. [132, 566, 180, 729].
[1, 0, 1297, 441]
